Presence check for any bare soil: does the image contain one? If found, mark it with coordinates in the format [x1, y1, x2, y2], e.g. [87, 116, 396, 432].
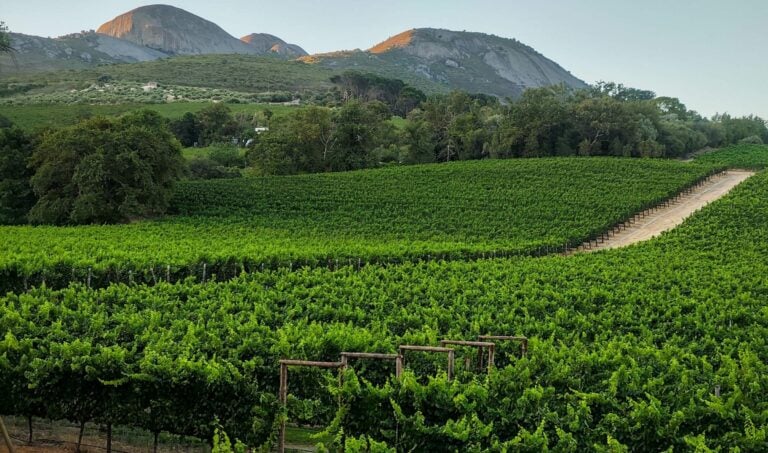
[576, 170, 755, 252]
[1, 417, 205, 453]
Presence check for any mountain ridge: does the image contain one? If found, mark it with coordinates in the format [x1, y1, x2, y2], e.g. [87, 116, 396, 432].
[1, 6, 587, 100]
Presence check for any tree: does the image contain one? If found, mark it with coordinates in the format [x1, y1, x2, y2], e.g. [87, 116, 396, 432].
[0, 21, 16, 72]
[0, 21, 13, 53]
[169, 112, 200, 147]
[330, 101, 387, 171]
[331, 71, 426, 117]
[196, 104, 239, 146]
[0, 126, 36, 224]
[28, 110, 184, 225]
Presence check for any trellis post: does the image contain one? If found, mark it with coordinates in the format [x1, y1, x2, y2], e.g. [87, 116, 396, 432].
[278, 359, 344, 453]
[478, 335, 529, 358]
[440, 340, 496, 372]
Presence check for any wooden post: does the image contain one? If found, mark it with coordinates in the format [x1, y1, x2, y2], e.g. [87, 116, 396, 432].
[278, 362, 287, 453]
[399, 345, 456, 380]
[440, 340, 496, 374]
[479, 335, 529, 358]
[340, 352, 401, 382]
[277, 360, 343, 453]
[0, 416, 15, 453]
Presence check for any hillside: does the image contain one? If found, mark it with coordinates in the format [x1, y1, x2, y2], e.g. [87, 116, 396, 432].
[0, 158, 713, 290]
[302, 28, 587, 98]
[2, 147, 765, 449]
[1, 7, 587, 100]
[0, 54, 337, 100]
[0, 31, 167, 72]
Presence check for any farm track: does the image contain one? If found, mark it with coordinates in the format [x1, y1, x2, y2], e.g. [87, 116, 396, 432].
[571, 170, 755, 253]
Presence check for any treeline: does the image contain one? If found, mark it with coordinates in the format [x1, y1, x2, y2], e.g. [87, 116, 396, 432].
[2, 73, 767, 224]
[242, 76, 768, 175]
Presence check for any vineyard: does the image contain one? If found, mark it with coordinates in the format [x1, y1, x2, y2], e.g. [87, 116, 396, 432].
[0, 158, 717, 293]
[2, 146, 768, 451]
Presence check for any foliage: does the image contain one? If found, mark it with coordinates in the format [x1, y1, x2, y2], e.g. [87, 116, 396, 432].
[212, 424, 247, 453]
[330, 71, 426, 116]
[1, 168, 768, 449]
[27, 110, 184, 224]
[0, 102, 295, 131]
[196, 104, 241, 146]
[0, 157, 715, 291]
[170, 112, 200, 147]
[0, 21, 13, 55]
[187, 158, 242, 180]
[247, 101, 394, 174]
[0, 125, 36, 224]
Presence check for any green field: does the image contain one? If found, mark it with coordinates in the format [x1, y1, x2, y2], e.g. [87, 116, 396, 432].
[0, 157, 716, 291]
[0, 101, 297, 131]
[2, 147, 767, 450]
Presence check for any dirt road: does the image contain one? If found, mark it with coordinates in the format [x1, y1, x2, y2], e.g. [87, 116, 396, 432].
[578, 170, 755, 252]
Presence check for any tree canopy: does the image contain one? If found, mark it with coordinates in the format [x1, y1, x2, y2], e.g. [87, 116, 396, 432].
[28, 110, 184, 225]
[0, 123, 36, 224]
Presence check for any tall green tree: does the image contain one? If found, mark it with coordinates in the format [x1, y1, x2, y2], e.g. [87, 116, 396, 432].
[330, 100, 388, 171]
[197, 104, 239, 146]
[169, 112, 200, 147]
[0, 125, 36, 224]
[0, 21, 12, 53]
[28, 110, 184, 225]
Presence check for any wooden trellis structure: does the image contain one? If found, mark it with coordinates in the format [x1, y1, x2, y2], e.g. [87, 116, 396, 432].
[278, 359, 344, 453]
[340, 352, 402, 377]
[440, 340, 496, 372]
[277, 335, 528, 452]
[478, 335, 528, 357]
[399, 345, 456, 380]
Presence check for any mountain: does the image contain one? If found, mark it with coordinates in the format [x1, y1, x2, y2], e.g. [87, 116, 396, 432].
[303, 28, 587, 98]
[2, 8, 587, 101]
[97, 4, 262, 56]
[0, 32, 168, 72]
[241, 33, 308, 57]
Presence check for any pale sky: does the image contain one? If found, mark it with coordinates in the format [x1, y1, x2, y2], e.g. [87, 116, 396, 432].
[3, 0, 767, 119]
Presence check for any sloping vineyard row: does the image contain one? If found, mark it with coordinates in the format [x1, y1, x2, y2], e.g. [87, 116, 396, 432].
[0, 158, 716, 292]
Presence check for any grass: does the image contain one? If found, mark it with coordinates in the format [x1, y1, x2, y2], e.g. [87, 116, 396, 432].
[1, 102, 297, 130]
[285, 426, 334, 446]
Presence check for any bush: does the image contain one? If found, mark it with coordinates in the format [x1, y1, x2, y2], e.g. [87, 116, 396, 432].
[209, 145, 246, 168]
[738, 135, 764, 145]
[187, 158, 242, 180]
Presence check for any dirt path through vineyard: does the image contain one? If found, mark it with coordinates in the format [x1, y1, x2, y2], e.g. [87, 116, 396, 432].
[581, 169, 755, 252]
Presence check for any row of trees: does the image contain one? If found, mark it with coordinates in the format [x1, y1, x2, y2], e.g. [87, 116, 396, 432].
[0, 111, 184, 225]
[242, 82, 768, 175]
